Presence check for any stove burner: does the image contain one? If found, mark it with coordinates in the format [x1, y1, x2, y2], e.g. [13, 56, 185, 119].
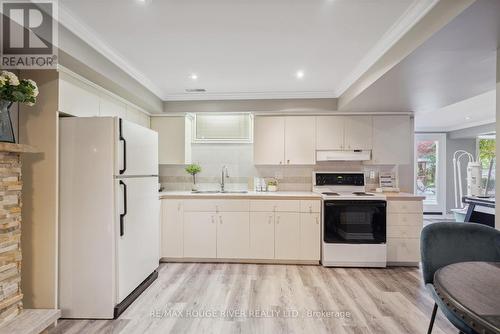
[352, 192, 374, 196]
[322, 192, 340, 196]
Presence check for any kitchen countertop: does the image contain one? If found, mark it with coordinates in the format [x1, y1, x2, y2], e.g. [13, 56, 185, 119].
[159, 191, 322, 200]
[159, 191, 424, 200]
[381, 192, 425, 201]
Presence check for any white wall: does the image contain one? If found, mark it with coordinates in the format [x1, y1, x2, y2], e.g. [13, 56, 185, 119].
[159, 143, 408, 193]
[59, 25, 163, 113]
[496, 49, 499, 230]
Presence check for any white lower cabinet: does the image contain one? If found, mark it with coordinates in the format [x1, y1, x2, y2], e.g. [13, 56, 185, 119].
[161, 198, 321, 263]
[299, 213, 321, 261]
[386, 199, 423, 265]
[183, 212, 217, 258]
[161, 200, 183, 258]
[275, 212, 300, 260]
[217, 212, 250, 259]
[250, 212, 275, 259]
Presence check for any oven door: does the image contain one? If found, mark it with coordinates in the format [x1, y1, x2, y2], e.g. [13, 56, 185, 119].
[324, 200, 386, 244]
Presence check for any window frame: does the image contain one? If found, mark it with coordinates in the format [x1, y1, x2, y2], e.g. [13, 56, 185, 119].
[191, 112, 254, 144]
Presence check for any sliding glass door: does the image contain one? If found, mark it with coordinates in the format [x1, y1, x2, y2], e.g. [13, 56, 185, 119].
[415, 134, 446, 214]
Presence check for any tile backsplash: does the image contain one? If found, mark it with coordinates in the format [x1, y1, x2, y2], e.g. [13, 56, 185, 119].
[159, 143, 402, 192]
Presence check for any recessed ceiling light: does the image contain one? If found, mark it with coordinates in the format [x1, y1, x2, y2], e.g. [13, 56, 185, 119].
[190, 73, 198, 80]
[185, 88, 206, 93]
[296, 70, 305, 79]
[465, 116, 471, 120]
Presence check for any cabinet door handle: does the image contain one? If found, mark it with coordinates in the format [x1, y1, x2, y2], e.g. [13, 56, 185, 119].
[287, 160, 290, 164]
[211, 216, 215, 224]
[178, 203, 182, 211]
[279, 161, 282, 165]
[309, 206, 312, 213]
[219, 216, 223, 224]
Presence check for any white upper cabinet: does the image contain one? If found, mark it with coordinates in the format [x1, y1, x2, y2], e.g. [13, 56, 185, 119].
[371, 116, 411, 165]
[59, 71, 151, 127]
[316, 116, 344, 150]
[150, 116, 192, 165]
[254, 116, 285, 165]
[59, 72, 100, 117]
[316, 116, 372, 151]
[254, 116, 315, 165]
[99, 94, 127, 119]
[344, 116, 373, 150]
[284, 116, 316, 165]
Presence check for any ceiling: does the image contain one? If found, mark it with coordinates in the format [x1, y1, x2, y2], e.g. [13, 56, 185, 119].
[338, 0, 500, 131]
[59, 0, 429, 101]
[415, 89, 496, 132]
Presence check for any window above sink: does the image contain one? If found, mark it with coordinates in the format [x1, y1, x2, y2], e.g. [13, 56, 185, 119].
[192, 113, 253, 144]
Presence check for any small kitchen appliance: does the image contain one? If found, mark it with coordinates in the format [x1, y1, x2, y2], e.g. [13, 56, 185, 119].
[313, 172, 387, 267]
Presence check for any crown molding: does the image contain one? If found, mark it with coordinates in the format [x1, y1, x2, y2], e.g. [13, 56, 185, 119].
[162, 90, 338, 101]
[57, 65, 153, 116]
[57, 1, 437, 103]
[58, 4, 165, 99]
[336, 0, 439, 96]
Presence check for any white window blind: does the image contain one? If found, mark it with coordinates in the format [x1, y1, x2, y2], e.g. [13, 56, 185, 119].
[194, 113, 253, 143]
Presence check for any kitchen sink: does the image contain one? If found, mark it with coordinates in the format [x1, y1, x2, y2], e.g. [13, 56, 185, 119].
[191, 190, 221, 193]
[191, 190, 248, 194]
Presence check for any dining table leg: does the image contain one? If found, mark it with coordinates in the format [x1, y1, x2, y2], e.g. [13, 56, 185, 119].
[427, 303, 438, 334]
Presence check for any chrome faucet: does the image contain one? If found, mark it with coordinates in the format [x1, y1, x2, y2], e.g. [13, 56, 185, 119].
[221, 166, 229, 192]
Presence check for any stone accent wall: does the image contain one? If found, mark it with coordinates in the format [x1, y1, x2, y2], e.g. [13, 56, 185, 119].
[0, 152, 23, 325]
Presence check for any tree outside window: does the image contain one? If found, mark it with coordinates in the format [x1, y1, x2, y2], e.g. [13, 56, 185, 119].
[478, 137, 495, 196]
[416, 140, 437, 202]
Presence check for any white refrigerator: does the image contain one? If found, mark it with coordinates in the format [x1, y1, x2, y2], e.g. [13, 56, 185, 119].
[59, 117, 160, 319]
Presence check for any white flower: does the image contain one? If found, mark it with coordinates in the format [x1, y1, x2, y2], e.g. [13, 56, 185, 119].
[27, 79, 39, 97]
[0, 76, 5, 88]
[0, 71, 19, 86]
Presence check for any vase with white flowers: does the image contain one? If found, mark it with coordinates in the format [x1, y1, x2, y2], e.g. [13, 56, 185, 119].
[0, 71, 39, 143]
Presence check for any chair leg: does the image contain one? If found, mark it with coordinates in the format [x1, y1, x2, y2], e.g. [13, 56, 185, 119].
[427, 303, 438, 334]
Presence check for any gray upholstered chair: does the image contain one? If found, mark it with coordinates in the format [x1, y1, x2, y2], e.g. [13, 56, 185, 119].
[420, 222, 500, 334]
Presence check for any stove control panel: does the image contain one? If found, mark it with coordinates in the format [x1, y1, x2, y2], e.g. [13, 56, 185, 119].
[315, 173, 365, 186]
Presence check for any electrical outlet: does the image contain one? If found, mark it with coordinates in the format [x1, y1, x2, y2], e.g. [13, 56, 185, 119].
[369, 170, 376, 180]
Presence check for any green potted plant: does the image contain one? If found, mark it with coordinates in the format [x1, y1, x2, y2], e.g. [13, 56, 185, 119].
[267, 178, 278, 192]
[0, 71, 39, 143]
[185, 164, 202, 191]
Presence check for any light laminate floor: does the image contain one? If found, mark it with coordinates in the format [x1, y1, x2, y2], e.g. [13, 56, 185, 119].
[50, 263, 457, 334]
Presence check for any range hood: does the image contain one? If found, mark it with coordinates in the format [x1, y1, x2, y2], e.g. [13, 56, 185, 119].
[316, 150, 371, 161]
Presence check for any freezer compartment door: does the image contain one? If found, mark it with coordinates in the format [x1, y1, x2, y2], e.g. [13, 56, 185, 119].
[117, 118, 158, 176]
[116, 177, 160, 303]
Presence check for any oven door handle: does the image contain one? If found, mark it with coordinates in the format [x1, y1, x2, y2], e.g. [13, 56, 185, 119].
[324, 201, 386, 207]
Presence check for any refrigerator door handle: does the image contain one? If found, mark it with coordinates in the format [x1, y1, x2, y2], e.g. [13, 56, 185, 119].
[119, 119, 127, 175]
[119, 180, 128, 236]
